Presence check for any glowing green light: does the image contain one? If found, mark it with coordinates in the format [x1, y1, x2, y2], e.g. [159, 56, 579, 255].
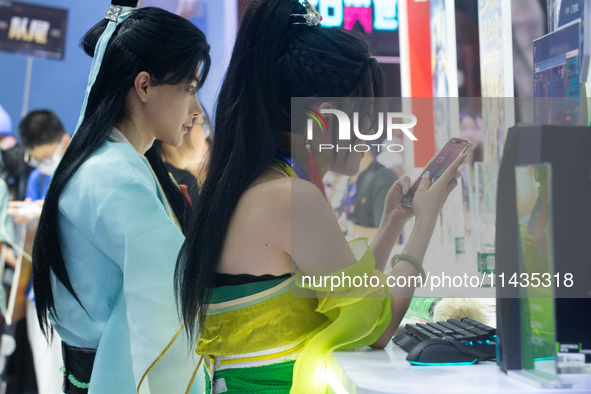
[534, 356, 556, 361]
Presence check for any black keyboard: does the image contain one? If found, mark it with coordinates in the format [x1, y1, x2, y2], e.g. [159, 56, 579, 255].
[392, 317, 497, 359]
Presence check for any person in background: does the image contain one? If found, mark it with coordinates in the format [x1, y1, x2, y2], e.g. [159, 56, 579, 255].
[0, 104, 35, 394]
[0, 105, 23, 269]
[9, 110, 70, 220]
[0, 105, 30, 201]
[7, 110, 67, 394]
[377, 134, 405, 179]
[148, 106, 212, 202]
[337, 147, 399, 240]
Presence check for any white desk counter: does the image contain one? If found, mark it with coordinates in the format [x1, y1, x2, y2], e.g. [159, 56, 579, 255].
[328, 343, 591, 394]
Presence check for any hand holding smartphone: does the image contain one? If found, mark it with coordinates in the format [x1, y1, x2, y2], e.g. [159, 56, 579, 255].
[401, 138, 472, 207]
[7, 200, 43, 222]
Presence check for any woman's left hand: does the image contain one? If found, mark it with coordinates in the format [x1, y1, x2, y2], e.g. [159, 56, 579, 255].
[382, 176, 414, 226]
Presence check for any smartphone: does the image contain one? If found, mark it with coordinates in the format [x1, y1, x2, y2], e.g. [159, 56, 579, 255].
[401, 138, 473, 207]
[14, 202, 42, 218]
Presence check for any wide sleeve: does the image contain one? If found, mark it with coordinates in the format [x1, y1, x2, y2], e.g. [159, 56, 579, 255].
[91, 180, 202, 394]
[292, 238, 392, 394]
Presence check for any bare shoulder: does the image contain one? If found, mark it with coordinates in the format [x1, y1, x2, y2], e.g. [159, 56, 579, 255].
[289, 177, 327, 203]
[290, 178, 337, 225]
[221, 170, 355, 276]
[240, 174, 292, 217]
[246, 175, 331, 223]
[219, 171, 294, 275]
[290, 178, 357, 276]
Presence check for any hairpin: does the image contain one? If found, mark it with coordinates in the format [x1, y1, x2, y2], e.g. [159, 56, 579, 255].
[290, 0, 323, 26]
[105, 5, 123, 22]
[74, 2, 138, 136]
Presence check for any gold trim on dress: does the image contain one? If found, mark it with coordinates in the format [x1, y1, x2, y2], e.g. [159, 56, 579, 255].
[137, 324, 185, 394]
[185, 356, 204, 394]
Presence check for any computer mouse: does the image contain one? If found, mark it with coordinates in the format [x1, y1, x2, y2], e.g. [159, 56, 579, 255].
[406, 338, 488, 365]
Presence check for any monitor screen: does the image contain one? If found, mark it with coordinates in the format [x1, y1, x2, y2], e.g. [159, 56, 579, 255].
[534, 21, 581, 125]
[547, 0, 591, 83]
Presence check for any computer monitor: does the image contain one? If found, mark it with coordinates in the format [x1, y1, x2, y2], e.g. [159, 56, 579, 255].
[496, 124, 591, 372]
[533, 21, 582, 125]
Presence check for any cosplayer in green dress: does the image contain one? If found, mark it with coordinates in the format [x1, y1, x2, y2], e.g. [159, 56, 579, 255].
[175, 1, 460, 393]
[197, 160, 392, 394]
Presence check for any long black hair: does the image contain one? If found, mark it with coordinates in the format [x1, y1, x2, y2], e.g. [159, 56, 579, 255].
[175, 0, 384, 342]
[32, 6, 210, 337]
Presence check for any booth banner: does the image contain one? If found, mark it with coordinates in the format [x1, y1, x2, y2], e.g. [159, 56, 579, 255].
[400, 0, 436, 168]
[477, 0, 515, 216]
[0, 0, 68, 59]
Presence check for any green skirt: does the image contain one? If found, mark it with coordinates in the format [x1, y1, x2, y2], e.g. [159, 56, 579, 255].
[205, 361, 295, 394]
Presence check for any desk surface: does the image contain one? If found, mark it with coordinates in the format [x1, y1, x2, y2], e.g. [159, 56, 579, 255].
[329, 345, 591, 394]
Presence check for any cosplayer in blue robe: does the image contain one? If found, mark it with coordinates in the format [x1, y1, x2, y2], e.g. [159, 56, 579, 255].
[51, 128, 202, 394]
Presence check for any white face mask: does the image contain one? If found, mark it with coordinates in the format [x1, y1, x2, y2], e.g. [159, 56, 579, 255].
[28, 138, 64, 176]
[37, 158, 60, 175]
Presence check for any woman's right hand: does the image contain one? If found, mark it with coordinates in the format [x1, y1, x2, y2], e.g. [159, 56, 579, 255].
[412, 153, 466, 227]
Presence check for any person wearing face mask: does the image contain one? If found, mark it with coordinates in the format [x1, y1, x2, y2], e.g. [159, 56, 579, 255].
[6, 109, 67, 394]
[13, 110, 70, 211]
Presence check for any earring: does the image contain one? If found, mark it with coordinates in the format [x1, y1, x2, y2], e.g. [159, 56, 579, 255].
[305, 139, 327, 201]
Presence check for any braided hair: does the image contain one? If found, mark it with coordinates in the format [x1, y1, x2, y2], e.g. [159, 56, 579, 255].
[175, 0, 384, 343]
[281, 35, 372, 97]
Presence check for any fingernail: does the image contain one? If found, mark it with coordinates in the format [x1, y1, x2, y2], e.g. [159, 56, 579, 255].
[423, 171, 430, 179]
[458, 164, 465, 172]
[455, 172, 461, 179]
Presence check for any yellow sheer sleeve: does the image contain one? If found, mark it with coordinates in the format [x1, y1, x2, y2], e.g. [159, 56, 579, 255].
[292, 238, 392, 393]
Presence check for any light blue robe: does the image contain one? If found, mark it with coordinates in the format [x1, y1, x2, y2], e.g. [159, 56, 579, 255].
[51, 129, 202, 394]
